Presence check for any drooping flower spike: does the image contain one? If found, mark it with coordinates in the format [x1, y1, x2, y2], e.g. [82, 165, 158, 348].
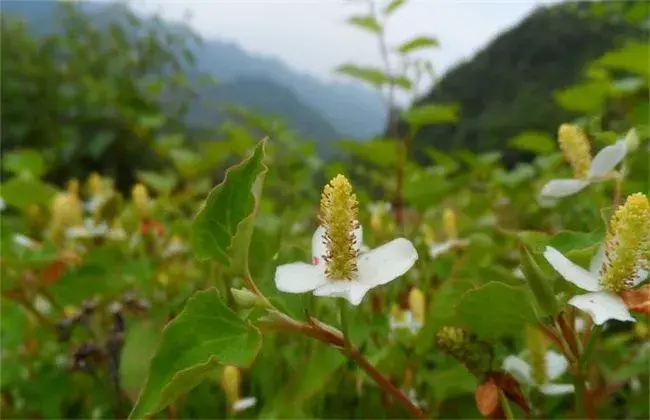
[539, 124, 627, 202]
[274, 174, 418, 305]
[544, 193, 650, 325]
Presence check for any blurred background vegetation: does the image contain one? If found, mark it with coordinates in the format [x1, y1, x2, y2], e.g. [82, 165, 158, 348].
[0, 0, 648, 418]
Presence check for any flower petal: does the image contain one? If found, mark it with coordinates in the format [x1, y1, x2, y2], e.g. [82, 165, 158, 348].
[502, 355, 533, 385]
[545, 350, 568, 381]
[539, 179, 590, 199]
[313, 281, 373, 306]
[311, 225, 363, 265]
[569, 291, 634, 325]
[589, 242, 606, 277]
[233, 397, 257, 412]
[588, 140, 627, 179]
[539, 383, 575, 395]
[543, 246, 601, 292]
[429, 241, 455, 259]
[275, 262, 327, 293]
[358, 238, 418, 287]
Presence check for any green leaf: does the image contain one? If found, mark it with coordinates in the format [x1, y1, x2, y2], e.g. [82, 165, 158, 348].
[336, 64, 411, 89]
[383, 0, 407, 16]
[88, 131, 116, 159]
[2, 149, 46, 178]
[596, 41, 650, 78]
[121, 320, 164, 402]
[0, 177, 58, 210]
[555, 80, 610, 113]
[136, 170, 178, 195]
[192, 138, 268, 272]
[129, 288, 262, 419]
[347, 15, 382, 34]
[397, 36, 439, 54]
[508, 131, 557, 155]
[403, 104, 458, 130]
[456, 282, 538, 339]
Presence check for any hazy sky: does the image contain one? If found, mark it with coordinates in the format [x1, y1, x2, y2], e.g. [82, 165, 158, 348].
[129, 0, 560, 89]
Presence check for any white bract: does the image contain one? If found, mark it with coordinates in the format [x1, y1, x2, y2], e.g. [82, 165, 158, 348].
[66, 218, 126, 241]
[539, 140, 627, 201]
[543, 245, 648, 325]
[232, 397, 257, 413]
[275, 226, 418, 306]
[429, 238, 469, 259]
[389, 310, 422, 334]
[503, 350, 574, 395]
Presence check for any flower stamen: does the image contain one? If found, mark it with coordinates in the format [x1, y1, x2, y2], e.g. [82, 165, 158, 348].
[558, 124, 592, 179]
[600, 193, 650, 292]
[319, 174, 359, 280]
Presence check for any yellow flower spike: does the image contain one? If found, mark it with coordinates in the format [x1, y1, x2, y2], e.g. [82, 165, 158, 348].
[87, 172, 103, 196]
[132, 183, 150, 219]
[220, 365, 241, 410]
[442, 208, 458, 240]
[67, 179, 80, 196]
[601, 193, 650, 292]
[319, 174, 359, 280]
[525, 325, 548, 386]
[422, 224, 436, 246]
[558, 124, 592, 179]
[408, 288, 426, 324]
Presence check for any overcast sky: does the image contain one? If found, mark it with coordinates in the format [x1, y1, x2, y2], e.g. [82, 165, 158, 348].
[128, 0, 560, 90]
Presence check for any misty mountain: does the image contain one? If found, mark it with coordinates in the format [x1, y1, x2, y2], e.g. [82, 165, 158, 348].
[1, 0, 386, 144]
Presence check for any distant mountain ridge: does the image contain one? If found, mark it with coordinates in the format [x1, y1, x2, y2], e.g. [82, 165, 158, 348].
[1, 0, 387, 144]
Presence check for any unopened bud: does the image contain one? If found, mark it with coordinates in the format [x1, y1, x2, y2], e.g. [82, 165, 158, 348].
[436, 326, 493, 377]
[231, 288, 266, 309]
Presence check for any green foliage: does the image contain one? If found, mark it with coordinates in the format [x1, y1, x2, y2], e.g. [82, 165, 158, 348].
[456, 282, 539, 339]
[129, 289, 262, 419]
[192, 139, 268, 271]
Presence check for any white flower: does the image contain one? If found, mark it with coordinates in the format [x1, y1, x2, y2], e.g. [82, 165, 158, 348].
[429, 239, 469, 259]
[13, 234, 39, 249]
[162, 236, 188, 257]
[66, 218, 126, 240]
[543, 244, 648, 325]
[503, 350, 574, 395]
[274, 226, 418, 306]
[389, 310, 422, 334]
[232, 396, 257, 413]
[539, 140, 626, 201]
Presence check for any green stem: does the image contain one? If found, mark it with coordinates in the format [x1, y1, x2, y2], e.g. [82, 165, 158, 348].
[338, 300, 352, 352]
[573, 371, 587, 419]
[499, 390, 515, 420]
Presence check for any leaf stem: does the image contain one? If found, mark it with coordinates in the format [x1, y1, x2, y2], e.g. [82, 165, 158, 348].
[499, 390, 515, 420]
[338, 299, 352, 352]
[345, 347, 426, 419]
